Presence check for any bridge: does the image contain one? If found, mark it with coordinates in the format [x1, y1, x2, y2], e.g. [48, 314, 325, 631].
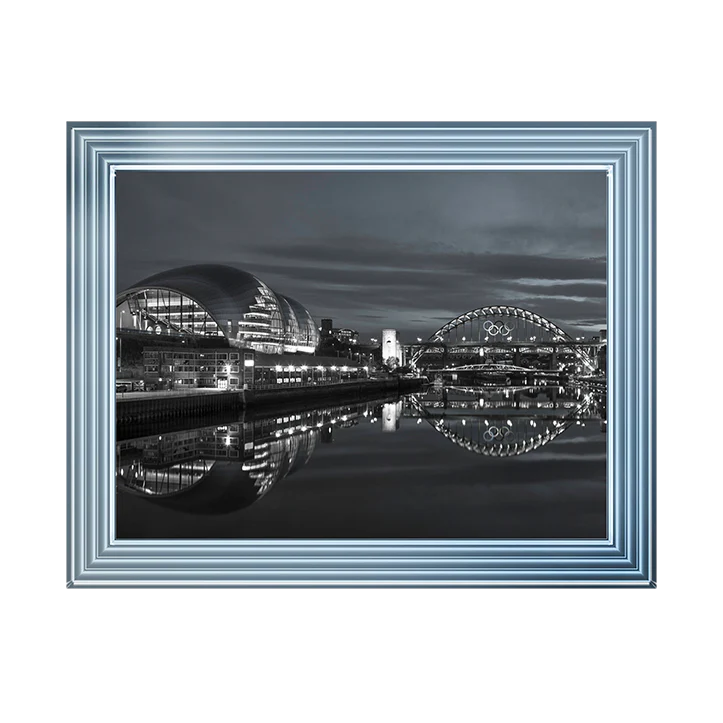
[409, 305, 603, 375]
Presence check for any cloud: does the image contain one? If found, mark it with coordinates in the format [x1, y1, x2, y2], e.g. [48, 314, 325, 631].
[116, 170, 607, 339]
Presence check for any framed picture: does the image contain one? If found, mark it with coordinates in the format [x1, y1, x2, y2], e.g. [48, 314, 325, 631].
[67, 122, 655, 587]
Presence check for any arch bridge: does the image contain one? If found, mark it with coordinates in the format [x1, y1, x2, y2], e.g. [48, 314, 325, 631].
[410, 305, 598, 373]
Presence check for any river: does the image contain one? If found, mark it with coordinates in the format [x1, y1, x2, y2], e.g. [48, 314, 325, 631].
[116, 385, 606, 539]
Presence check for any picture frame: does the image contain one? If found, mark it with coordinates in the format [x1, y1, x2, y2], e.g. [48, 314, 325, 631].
[67, 121, 655, 587]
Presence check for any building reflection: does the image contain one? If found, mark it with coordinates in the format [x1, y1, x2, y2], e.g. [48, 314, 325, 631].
[382, 400, 403, 432]
[117, 397, 376, 514]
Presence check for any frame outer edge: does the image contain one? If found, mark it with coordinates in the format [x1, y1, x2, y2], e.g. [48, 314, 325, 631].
[67, 123, 655, 587]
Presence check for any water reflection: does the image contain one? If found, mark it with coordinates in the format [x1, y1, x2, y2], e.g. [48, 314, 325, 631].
[411, 384, 605, 457]
[117, 397, 379, 512]
[117, 385, 605, 520]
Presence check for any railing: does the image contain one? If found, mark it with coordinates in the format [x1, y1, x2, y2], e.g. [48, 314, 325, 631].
[251, 377, 367, 391]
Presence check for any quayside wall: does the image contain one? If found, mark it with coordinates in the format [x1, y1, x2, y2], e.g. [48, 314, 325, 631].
[116, 377, 424, 431]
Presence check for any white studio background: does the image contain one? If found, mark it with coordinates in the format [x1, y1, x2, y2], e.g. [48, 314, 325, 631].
[1, 2, 719, 722]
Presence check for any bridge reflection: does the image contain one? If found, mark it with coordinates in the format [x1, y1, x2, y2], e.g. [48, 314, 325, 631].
[405, 384, 605, 457]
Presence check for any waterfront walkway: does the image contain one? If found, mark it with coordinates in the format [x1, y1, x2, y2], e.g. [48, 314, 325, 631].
[116, 388, 225, 401]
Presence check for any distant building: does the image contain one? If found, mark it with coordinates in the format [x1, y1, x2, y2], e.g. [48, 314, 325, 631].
[331, 327, 359, 345]
[143, 347, 252, 391]
[321, 318, 334, 337]
[142, 347, 367, 391]
[597, 345, 607, 375]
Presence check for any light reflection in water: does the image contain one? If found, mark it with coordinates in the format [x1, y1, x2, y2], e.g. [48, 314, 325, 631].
[116, 398, 375, 511]
[411, 384, 605, 457]
[116, 385, 605, 515]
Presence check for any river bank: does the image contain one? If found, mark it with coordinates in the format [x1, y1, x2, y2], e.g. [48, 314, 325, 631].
[116, 377, 425, 430]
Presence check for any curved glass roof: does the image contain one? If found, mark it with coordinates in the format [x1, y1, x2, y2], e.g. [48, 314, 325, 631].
[117, 264, 320, 354]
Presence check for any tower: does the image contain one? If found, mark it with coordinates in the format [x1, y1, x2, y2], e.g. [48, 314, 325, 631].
[382, 328, 399, 366]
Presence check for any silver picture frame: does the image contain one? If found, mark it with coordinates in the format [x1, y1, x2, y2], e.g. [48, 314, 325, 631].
[67, 122, 655, 587]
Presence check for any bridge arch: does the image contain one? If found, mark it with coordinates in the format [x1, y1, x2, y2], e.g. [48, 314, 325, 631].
[411, 305, 595, 371]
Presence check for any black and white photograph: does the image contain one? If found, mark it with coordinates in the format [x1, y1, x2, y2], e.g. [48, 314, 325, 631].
[115, 170, 607, 540]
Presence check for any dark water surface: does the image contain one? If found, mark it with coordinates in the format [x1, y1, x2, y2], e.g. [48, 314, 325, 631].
[116, 386, 606, 539]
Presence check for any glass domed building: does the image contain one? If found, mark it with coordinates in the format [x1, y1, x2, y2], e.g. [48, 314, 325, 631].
[116, 264, 319, 354]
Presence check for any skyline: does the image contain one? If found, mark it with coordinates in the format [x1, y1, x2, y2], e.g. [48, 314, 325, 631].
[116, 170, 606, 341]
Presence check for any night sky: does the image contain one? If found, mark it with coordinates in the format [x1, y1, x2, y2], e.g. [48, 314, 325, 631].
[116, 170, 606, 342]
